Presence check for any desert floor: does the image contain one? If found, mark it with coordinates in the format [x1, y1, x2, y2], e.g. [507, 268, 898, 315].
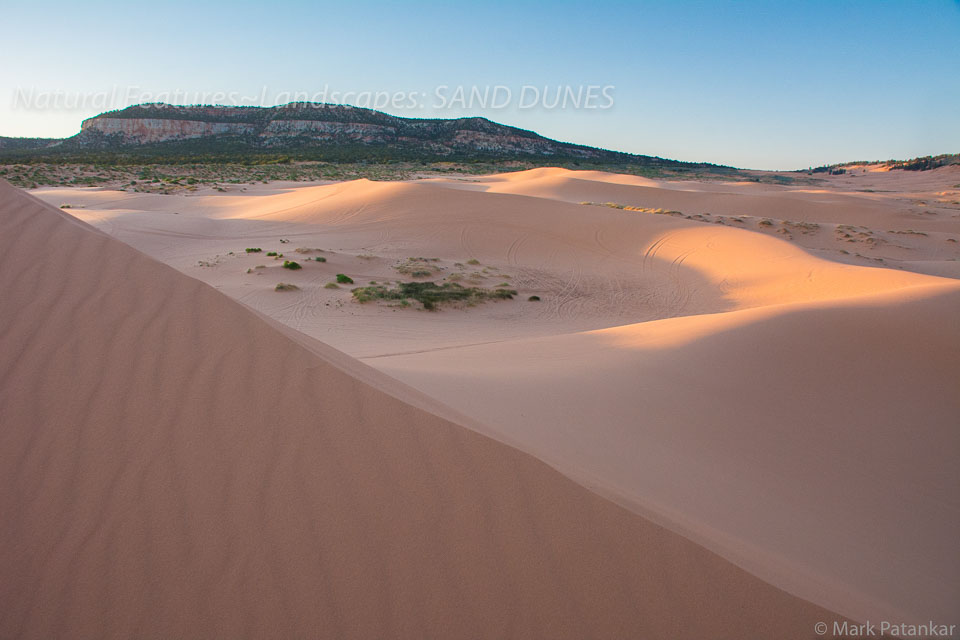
[2, 165, 957, 637]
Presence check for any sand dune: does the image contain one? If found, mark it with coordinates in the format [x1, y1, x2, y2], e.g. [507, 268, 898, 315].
[24, 166, 960, 635]
[374, 282, 960, 625]
[0, 182, 852, 637]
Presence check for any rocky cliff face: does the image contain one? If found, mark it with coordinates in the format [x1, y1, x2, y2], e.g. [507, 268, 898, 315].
[80, 118, 257, 144]
[71, 103, 620, 159]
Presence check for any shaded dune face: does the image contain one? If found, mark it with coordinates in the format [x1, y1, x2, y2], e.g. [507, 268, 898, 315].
[375, 281, 960, 626]
[0, 182, 846, 638]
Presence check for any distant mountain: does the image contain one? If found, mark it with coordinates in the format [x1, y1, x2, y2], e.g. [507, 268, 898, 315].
[0, 103, 712, 168]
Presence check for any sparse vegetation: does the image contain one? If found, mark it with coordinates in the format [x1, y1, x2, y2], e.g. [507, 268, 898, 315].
[466, 259, 481, 265]
[351, 281, 517, 311]
[581, 201, 681, 215]
[314, 256, 326, 262]
[782, 220, 820, 235]
[336, 273, 354, 284]
[324, 282, 340, 289]
[282, 260, 302, 270]
[275, 283, 299, 291]
[266, 251, 278, 257]
[245, 247, 262, 253]
[395, 257, 442, 278]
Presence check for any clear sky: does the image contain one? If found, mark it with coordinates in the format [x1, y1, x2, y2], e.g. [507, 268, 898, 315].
[1, 0, 957, 169]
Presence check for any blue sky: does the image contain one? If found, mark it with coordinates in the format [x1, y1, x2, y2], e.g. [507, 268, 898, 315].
[1, 0, 957, 169]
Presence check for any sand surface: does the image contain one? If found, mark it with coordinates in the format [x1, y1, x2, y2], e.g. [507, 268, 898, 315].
[0, 183, 857, 638]
[9, 166, 960, 635]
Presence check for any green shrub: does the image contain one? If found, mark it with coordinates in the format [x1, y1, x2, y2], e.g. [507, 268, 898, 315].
[528, 295, 541, 301]
[245, 247, 262, 253]
[266, 251, 278, 257]
[351, 281, 517, 311]
[315, 256, 326, 262]
[282, 260, 302, 270]
[336, 273, 354, 284]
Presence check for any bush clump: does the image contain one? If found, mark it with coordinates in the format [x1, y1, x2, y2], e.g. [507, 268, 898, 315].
[266, 251, 278, 257]
[395, 257, 442, 278]
[245, 247, 262, 253]
[352, 281, 517, 311]
[275, 283, 299, 291]
[528, 295, 541, 301]
[324, 282, 340, 289]
[282, 260, 302, 270]
[315, 256, 326, 262]
[336, 273, 354, 284]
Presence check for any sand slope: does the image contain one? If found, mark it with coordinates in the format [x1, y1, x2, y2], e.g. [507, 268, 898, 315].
[374, 282, 960, 625]
[0, 182, 849, 637]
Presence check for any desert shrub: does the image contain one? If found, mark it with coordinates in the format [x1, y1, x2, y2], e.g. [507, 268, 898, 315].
[275, 283, 299, 291]
[336, 273, 354, 284]
[314, 256, 326, 262]
[282, 260, 301, 270]
[266, 251, 278, 257]
[395, 257, 442, 278]
[351, 281, 517, 310]
[528, 295, 541, 301]
[324, 282, 340, 289]
[466, 259, 480, 265]
[245, 247, 262, 253]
